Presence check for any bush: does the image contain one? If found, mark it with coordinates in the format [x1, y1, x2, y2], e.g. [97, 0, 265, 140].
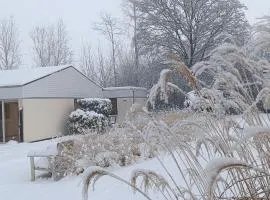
[77, 98, 112, 117]
[66, 109, 109, 135]
[66, 98, 112, 135]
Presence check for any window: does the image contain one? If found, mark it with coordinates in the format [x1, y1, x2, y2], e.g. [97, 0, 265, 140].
[0, 102, 2, 120]
[74, 99, 79, 110]
[110, 98, 118, 115]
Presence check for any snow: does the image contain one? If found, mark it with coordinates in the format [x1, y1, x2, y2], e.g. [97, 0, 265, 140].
[102, 86, 148, 98]
[204, 158, 249, 198]
[79, 98, 111, 104]
[1, 114, 267, 200]
[243, 126, 270, 139]
[70, 109, 105, 119]
[147, 69, 172, 108]
[103, 86, 147, 91]
[204, 158, 248, 185]
[0, 65, 71, 87]
[28, 142, 58, 157]
[0, 140, 183, 200]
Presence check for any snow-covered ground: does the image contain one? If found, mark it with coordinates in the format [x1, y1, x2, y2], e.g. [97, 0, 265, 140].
[0, 140, 179, 200]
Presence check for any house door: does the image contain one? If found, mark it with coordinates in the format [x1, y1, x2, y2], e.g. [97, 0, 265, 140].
[0, 102, 3, 142]
[19, 109, 23, 142]
[1, 102, 20, 142]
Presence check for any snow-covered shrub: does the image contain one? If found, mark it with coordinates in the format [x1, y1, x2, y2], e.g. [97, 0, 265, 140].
[184, 90, 213, 112]
[58, 129, 142, 172]
[66, 109, 109, 135]
[147, 69, 186, 111]
[60, 107, 197, 177]
[76, 98, 112, 117]
[66, 98, 112, 135]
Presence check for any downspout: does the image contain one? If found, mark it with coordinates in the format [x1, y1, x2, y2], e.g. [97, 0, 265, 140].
[2, 101, 5, 143]
[132, 90, 135, 104]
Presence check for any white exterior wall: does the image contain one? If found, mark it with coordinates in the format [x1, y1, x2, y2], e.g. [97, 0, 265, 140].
[0, 87, 23, 100]
[22, 67, 102, 98]
[134, 97, 147, 107]
[22, 99, 74, 142]
[103, 87, 147, 98]
[116, 98, 133, 122]
[116, 97, 147, 122]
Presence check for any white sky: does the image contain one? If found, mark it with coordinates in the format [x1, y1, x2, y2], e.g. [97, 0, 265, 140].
[0, 0, 269, 67]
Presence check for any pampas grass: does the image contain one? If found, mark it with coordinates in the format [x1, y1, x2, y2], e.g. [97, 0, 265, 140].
[82, 167, 152, 200]
[81, 108, 270, 199]
[82, 42, 270, 199]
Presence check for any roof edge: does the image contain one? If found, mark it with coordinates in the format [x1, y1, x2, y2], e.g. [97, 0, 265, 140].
[22, 65, 73, 87]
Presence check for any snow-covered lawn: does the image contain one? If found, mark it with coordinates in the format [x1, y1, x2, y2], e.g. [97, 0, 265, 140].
[1, 114, 269, 200]
[0, 140, 178, 200]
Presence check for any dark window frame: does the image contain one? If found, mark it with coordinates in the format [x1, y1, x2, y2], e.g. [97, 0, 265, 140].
[110, 98, 118, 115]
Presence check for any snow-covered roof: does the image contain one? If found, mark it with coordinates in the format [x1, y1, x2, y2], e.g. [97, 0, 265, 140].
[0, 65, 103, 99]
[0, 65, 71, 87]
[103, 86, 147, 91]
[103, 86, 148, 98]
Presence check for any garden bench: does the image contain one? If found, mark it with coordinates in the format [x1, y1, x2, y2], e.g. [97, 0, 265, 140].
[27, 140, 74, 181]
[27, 152, 60, 181]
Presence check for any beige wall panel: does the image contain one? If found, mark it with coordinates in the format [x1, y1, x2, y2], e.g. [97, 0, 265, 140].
[116, 98, 133, 122]
[23, 99, 74, 142]
[116, 97, 147, 123]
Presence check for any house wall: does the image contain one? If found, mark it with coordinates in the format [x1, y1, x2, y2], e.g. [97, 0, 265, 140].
[116, 97, 147, 122]
[22, 67, 102, 99]
[22, 99, 74, 142]
[0, 87, 23, 100]
[103, 88, 147, 98]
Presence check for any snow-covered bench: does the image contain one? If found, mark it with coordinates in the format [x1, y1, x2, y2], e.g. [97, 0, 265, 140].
[27, 140, 74, 181]
[27, 152, 59, 181]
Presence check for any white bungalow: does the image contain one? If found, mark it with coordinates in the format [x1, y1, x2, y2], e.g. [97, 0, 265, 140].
[0, 65, 102, 143]
[0, 66, 148, 143]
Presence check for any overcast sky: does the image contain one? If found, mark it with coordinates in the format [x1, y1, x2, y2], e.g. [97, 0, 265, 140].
[0, 0, 269, 67]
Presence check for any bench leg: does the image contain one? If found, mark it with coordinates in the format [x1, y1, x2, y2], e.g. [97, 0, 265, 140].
[30, 157, 35, 181]
[50, 157, 57, 181]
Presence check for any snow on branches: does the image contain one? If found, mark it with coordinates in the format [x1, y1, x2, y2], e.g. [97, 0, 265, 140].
[190, 42, 270, 115]
[147, 69, 185, 110]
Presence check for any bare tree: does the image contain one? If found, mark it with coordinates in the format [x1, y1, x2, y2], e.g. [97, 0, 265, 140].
[30, 19, 72, 67]
[97, 45, 114, 87]
[93, 13, 122, 86]
[134, 0, 250, 67]
[79, 42, 98, 82]
[0, 17, 21, 70]
[123, 0, 141, 86]
[251, 16, 270, 61]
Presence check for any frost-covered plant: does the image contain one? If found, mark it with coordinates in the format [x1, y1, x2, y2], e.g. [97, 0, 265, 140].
[61, 107, 196, 178]
[66, 109, 109, 135]
[80, 38, 270, 199]
[76, 98, 112, 117]
[60, 108, 160, 174]
[147, 46, 267, 116]
[82, 88, 270, 199]
[249, 16, 270, 62]
[190, 42, 269, 115]
[66, 98, 112, 135]
[147, 69, 186, 111]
